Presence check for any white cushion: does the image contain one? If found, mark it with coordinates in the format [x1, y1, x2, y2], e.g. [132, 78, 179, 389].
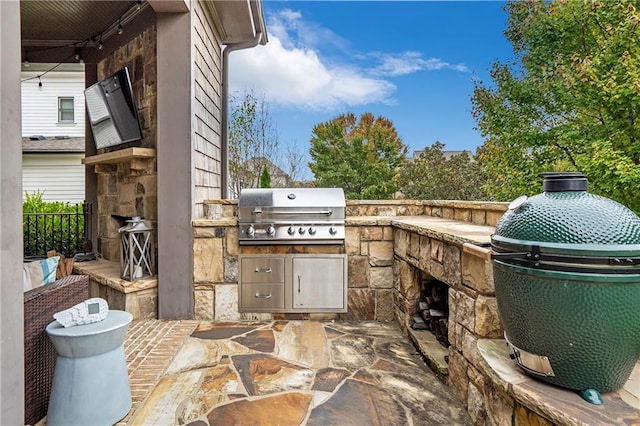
[23, 256, 60, 292]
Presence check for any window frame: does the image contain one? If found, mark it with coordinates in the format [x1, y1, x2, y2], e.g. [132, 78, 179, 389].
[58, 97, 75, 123]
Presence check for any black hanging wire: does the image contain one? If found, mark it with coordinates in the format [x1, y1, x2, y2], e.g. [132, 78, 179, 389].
[20, 0, 144, 85]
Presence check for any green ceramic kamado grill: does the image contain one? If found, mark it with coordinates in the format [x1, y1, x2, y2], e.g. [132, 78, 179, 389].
[492, 172, 640, 404]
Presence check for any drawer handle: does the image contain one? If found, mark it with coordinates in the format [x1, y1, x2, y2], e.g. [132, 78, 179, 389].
[255, 292, 272, 299]
[255, 267, 272, 273]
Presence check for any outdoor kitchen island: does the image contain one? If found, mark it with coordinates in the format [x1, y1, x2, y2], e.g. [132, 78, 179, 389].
[195, 198, 639, 425]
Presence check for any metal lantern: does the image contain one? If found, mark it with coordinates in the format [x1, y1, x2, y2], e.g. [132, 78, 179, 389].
[118, 217, 154, 280]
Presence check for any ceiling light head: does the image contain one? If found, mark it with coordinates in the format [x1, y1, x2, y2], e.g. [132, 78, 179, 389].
[98, 36, 104, 50]
[117, 22, 124, 35]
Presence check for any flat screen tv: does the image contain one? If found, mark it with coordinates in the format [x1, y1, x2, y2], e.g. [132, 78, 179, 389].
[85, 67, 143, 149]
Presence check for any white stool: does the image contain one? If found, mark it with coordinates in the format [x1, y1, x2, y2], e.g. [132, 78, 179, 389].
[46, 310, 133, 426]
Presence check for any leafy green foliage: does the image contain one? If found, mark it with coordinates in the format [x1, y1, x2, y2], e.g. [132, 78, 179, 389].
[23, 191, 85, 257]
[23, 190, 79, 214]
[472, 0, 640, 213]
[309, 113, 407, 199]
[259, 164, 271, 188]
[396, 142, 489, 200]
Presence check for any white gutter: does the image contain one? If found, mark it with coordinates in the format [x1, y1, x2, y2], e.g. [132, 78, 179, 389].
[221, 30, 263, 199]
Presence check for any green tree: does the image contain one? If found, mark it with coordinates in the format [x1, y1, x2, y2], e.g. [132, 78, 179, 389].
[228, 90, 279, 197]
[309, 113, 407, 199]
[396, 142, 488, 200]
[472, 0, 640, 212]
[259, 164, 271, 188]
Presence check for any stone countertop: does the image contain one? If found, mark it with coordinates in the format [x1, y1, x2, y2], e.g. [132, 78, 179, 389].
[390, 216, 495, 246]
[73, 259, 157, 294]
[477, 339, 640, 426]
[195, 215, 496, 247]
[192, 218, 237, 227]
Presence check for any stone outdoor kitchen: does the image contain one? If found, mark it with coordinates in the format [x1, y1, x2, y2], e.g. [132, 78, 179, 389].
[75, 193, 640, 425]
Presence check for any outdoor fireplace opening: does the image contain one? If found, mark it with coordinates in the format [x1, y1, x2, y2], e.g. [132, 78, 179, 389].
[411, 277, 450, 349]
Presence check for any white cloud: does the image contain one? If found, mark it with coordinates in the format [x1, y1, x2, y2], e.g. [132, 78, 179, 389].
[228, 9, 467, 111]
[370, 51, 470, 77]
[229, 37, 395, 110]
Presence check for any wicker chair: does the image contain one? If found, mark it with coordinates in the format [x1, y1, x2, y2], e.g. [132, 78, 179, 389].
[24, 275, 89, 426]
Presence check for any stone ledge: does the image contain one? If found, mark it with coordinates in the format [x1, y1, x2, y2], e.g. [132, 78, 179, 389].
[408, 328, 449, 380]
[477, 339, 640, 426]
[82, 147, 156, 165]
[73, 259, 157, 294]
[73, 259, 158, 320]
[346, 216, 395, 226]
[392, 216, 494, 246]
[192, 218, 237, 227]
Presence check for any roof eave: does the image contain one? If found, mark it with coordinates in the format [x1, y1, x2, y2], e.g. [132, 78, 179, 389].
[207, 0, 268, 45]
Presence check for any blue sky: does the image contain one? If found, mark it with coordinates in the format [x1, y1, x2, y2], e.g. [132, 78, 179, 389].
[229, 1, 513, 170]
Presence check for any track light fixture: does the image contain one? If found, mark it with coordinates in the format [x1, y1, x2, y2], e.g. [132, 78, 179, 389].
[98, 35, 104, 50]
[117, 20, 124, 35]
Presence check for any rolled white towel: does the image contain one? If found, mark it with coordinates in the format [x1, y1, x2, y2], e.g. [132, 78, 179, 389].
[53, 298, 109, 327]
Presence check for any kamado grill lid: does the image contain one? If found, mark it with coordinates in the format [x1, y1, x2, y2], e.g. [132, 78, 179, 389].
[491, 172, 640, 273]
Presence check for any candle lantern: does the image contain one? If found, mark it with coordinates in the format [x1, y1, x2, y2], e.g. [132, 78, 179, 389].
[118, 217, 154, 280]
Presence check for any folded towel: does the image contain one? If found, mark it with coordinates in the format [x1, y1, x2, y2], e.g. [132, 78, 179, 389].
[54, 298, 109, 327]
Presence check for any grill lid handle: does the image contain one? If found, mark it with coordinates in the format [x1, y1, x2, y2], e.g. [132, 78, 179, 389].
[252, 209, 333, 216]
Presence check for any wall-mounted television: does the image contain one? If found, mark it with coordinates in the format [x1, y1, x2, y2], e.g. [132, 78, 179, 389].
[85, 67, 143, 149]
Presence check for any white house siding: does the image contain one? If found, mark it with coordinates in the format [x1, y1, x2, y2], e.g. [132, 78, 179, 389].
[21, 70, 85, 138]
[193, 1, 224, 217]
[22, 153, 85, 204]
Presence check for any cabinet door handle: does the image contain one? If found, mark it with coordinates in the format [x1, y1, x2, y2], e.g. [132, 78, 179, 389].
[298, 275, 301, 293]
[255, 292, 272, 299]
[255, 267, 272, 273]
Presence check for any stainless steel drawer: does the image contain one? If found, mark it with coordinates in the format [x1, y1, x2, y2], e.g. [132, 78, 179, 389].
[240, 284, 284, 310]
[240, 257, 285, 283]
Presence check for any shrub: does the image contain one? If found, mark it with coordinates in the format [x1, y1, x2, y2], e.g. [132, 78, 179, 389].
[23, 191, 86, 258]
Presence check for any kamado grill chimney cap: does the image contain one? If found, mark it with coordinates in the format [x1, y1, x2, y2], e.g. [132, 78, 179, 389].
[540, 172, 588, 192]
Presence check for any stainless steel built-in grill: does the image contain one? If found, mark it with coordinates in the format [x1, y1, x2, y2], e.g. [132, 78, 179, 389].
[237, 188, 348, 313]
[238, 188, 346, 245]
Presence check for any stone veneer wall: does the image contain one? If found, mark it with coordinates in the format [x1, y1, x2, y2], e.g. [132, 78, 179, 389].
[393, 229, 508, 424]
[193, 199, 508, 323]
[94, 27, 158, 261]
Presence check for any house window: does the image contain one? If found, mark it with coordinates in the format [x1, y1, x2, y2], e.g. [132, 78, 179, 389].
[58, 97, 74, 123]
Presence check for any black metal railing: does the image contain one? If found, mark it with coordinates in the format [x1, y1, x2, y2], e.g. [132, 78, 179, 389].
[23, 202, 92, 259]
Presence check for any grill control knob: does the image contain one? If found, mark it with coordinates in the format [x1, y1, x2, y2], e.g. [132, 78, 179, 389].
[287, 226, 296, 235]
[266, 226, 275, 236]
[298, 227, 306, 235]
[308, 227, 317, 235]
[246, 225, 255, 236]
[329, 226, 337, 235]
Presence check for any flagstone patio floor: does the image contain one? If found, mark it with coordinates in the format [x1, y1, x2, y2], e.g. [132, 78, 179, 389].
[118, 319, 473, 425]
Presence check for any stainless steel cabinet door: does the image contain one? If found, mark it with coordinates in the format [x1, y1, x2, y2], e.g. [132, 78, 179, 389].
[292, 256, 345, 309]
